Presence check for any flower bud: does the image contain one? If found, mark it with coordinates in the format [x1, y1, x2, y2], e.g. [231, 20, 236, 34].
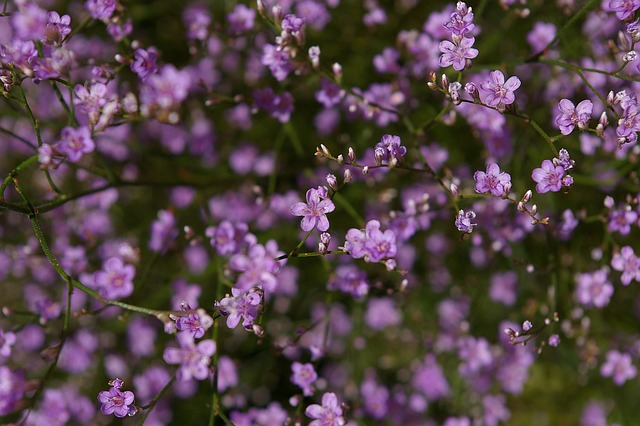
[333, 62, 343, 83]
[448, 81, 462, 105]
[441, 73, 450, 91]
[308, 46, 320, 68]
[619, 31, 632, 52]
[337, 154, 344, 164]
[252, 324, 265, 337]
[522, 190, 533, 203]
[450, 183, 459, 198]
[348, 147, 356, 163]
[604, 196, 615, 209]
[623, 50, 638, 63]
[362, 166, 369, 175]
[374, 147, 385, 165]
[326, 174, 337, 190]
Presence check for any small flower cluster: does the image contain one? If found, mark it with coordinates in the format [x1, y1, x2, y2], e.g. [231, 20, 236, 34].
[344, 220, 397, 268]
[438, 2, 478, 71]
[531, 149, 574, 194]
[612, 90, 640, 146]
[38, 126, 95, 167]
[97, 378, 137, 418]
[216, 287, 263, 334]
[473, 163, 512, 197]
[374, 134, 407, 166]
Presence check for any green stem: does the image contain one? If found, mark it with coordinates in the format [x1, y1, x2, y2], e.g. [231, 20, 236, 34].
[0, 154, 39, 199]
[51, 82, 77, 126]
[541, 0, 599, 55]
[137, 375, 176, 425]
[529, 119, 558, 156]
[0, 125, 37, 150]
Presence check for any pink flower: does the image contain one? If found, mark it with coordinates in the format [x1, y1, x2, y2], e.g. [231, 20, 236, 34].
[531, 159, 565, 193]
[290, 187, 335, 232]
[473, 163, 512, 197]
[438, 36, 478, 71]
[305, 392, 345, 426]
[555, 99, 593, 135]
[479, 70, 521, 110]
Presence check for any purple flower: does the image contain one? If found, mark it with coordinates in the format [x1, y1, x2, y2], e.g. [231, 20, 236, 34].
[327, 265, 369, 298]
[0, 330, 16, 359]
[315, 78, 343, 108]
[140, 65, 191, 118]
[455, 210, 476, 234]
[11, 3, 47, 41]
[290, 187, 335, 232]
[291, 362, 317, 396]
[163, 333, 216, 381]
[555, 99, 593, 135]
[175, 306, 213, 339]
[148, 209, 178, 254]
[44, 12, 71, 44]
[482, 394, 511, 426]
[575, 268, 614, 308]
[610, 0, 640, 20]
[553, 148, 575, 171]
[229, 242, 283, 293]
[444, 8, 475, 36]
[97, 379, 136, 418]
[363, 220, 397, 262]
[365, 297, 401, 330]
[205, 221, 248, 256]
[616, 104, 640, 145]
[479, 70, 521, 110]
[344, 220, 397, 263]
[56, 126, 95, 163]
[305, 392, 345, 426]
[412, 354, 450, 401]
[474, 163, 512, 197]
[489, 271, 517, 306]
[458, 336, 493, 376]
[261, 44, 292, 81]
[217, 288, 262, 330]
[375, 134, 407, 164]
[531, 159, 565, 193]
[183, 3, 211, 41]
[600, 350, 637, 385]
[607, 206, 638, 235]
[131, 47, 158, 81]
[438, 36, 478, 71]
[227, 4, 256, 34]
[94, 257, 136, 300]
[527, 22, 556, 53]
[611, 246, 640, 285]
[0, 367, 25, 415]
[85, 0, 116, 21]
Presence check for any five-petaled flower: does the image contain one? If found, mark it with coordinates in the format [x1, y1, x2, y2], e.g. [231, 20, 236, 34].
[163, 333, 216, 381]
[97, 378, 136, 418]
[473, 163, 511, 197]
[479, 70, 521, 111]
[290, 187, 335, 232]
[438, 36, 478, 71]
[555, 99, 593, 135]
[531, 159, 566, 193]
[305, 392, 346, 426]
